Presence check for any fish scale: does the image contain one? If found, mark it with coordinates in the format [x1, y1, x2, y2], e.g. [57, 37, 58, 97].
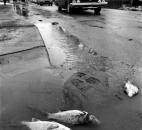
[48, 110, 88, 124]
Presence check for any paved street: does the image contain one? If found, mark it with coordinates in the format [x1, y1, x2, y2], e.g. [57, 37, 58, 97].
[0, 2, 142, 130]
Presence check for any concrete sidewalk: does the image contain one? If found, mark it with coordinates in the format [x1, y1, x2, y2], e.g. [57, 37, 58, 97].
[0, 4, 52, 128]
[0, 3, 44, 55]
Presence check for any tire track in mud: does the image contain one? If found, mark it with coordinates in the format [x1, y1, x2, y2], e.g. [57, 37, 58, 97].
[52, 26, 137, 110]
[54, 25, 113, 72]
[38, 25, 114, 110]
[62, 71, 109, 110]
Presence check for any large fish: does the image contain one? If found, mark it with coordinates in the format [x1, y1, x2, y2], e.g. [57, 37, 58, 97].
[21, 118, 71, 130]
[47, 110, 101, 125]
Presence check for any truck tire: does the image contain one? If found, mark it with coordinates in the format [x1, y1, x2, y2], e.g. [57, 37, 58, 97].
[58, 6, 62, 11]
[94, 7, 101, 15]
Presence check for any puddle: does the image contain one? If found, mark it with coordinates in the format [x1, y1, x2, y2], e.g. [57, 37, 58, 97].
[35, 22, 79, 67]
[48, 46, 66, 66]
[34, 22, 114, 73]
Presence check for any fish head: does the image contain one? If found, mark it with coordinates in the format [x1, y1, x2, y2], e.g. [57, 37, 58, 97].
[88, 115, 101, 125]
[47, 124, 59, 130]
[21, 121, 28, 125]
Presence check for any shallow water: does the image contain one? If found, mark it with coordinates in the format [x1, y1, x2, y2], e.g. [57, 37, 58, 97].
[0, 18, 142, 130]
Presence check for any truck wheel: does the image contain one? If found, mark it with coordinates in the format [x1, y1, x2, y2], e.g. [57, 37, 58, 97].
[94, 7, 101, 15]
[58, 6, 62, 11]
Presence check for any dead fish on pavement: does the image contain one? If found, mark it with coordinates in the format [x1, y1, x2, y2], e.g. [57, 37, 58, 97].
[21, 118, 71, 130]
[124, 80, 139, 97]
[47, 110, 101, 125]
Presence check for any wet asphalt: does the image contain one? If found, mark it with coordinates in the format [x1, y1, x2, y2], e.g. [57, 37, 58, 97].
[0, 2, 142, 130]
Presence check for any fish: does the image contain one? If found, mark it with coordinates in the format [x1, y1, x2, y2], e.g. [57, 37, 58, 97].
[27, 106, 101, 125]
[21, 118, 71, 130]
[46, 110, 101, 125]
[124, 80, 139, 97]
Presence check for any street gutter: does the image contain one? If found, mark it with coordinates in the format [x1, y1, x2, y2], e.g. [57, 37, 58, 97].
[34, 22, 53, 67]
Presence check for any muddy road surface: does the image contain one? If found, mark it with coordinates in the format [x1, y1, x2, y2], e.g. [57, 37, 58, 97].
[0, 3, 142, 130]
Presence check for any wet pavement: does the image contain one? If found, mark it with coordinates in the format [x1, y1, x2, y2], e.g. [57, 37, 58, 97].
[0, 2, 142, 130]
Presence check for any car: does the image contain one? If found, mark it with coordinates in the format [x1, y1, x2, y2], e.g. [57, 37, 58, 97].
[55, 0, 108, 14]
[132, 0, 142, 7]
[32, 0, 53, 6]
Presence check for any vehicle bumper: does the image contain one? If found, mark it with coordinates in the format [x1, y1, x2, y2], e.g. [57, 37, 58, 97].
[70, 2, 108, 8]
[38, 1, 52, 4]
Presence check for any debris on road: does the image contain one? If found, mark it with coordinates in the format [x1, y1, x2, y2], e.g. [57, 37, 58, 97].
[123, 81, 139, 97]
[47, 110, 101, 125]
[28, 106, 101, 125]
[21, 118, 71, 130]
[52, 22, 59, 25]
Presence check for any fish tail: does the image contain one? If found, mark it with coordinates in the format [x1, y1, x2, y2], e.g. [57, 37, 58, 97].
[95, 118, 101, 125]
[46, 113, 53, 119]
[20, 121, 27, 125]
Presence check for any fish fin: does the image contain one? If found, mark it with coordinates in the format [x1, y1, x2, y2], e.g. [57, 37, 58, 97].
[48, 124, 59, 130]
[46, 113, 52, 119]
[31, 118, 40, 122]
[21, 121, 26, 124]
[20, 121, 28, 126]
[57, 108, 67, 112]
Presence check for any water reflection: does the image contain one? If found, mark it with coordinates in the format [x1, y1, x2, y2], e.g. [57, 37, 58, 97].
[15, 3, 29, 17]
